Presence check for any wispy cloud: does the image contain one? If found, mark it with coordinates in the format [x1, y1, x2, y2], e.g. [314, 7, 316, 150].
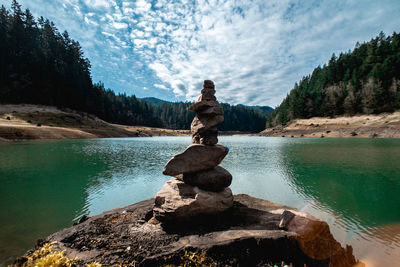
[4, 0, 400, 106]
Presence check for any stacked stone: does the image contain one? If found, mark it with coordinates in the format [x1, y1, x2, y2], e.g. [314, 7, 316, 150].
[190, 80, 223, 145]
[153, 80, 233, 222]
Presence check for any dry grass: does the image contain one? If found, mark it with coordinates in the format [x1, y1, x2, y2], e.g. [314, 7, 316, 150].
[10, 242, 76, 267]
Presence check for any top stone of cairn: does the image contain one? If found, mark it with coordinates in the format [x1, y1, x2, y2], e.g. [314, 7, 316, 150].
[199, 80, 216, 101]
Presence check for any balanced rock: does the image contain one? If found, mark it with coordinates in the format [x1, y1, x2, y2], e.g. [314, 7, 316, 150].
[162, 144, 228, 176]
[188, 100, 219, 112]
[192, 126, 218, 145]
[197, 106, 223, 116]
[182, 166, 232, 192]
[198, 80, 216, 101]
[191, 114, 224, 134]
[153, 179, 234, 222]
[203, 79, 215, 88]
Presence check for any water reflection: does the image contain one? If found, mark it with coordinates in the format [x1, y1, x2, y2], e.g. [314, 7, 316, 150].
[273, 138, 400, 265]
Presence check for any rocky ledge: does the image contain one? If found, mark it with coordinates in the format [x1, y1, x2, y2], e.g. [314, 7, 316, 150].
[14, 194, 360, 267]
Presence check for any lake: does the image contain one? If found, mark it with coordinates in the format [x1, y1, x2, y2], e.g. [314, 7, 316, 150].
[1, 136, 399, 266]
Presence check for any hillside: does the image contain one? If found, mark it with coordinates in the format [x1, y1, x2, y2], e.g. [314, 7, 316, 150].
[0, 104, 188, 141]
[261, 111, 400, 138]
[267, 31, 400, 127]
[238, 104, 274, 116]
[139, 97, 173, 106]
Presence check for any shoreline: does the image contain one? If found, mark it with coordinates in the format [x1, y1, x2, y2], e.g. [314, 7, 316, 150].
[0, 104, 256, 142]
[260, 111, 400, 138]
[0, 104, 189, 141]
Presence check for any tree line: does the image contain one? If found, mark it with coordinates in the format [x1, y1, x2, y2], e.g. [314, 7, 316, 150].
[152, 101, 268, 132]
[0, 1, 268, 132]
[268, 31, 400, 127]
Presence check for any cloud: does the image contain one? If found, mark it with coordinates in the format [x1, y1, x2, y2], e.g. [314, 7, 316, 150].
[11, 0, 400, 106]
[83, 0, 110, 9]
[154, 83, 168, 90]
[112, 22, 128, 29]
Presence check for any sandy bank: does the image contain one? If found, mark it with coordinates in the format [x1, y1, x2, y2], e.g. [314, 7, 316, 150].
[260, 111, 400, 138]
[0, 104, 189, 141]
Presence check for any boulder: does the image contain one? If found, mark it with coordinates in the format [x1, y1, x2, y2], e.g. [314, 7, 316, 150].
[191, 115, 224, 134]
[162, 144, 228, 176]
[21, 194, 361, 267]
[153, 179, 234, 222]
[182, 166, 232, 192]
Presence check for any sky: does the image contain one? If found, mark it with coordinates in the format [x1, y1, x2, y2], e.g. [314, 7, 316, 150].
[2, 0, 400, 107]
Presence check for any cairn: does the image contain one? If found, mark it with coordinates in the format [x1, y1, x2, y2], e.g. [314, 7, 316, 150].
[153, 80, 233, 222]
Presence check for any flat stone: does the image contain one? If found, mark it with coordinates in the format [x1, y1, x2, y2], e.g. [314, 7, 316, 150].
[197, 106, 223, 116]
[153, 179, 234, 222]
[162, 144, 228, 176]
[188, 100, 218, 112]
[182, 166, 232, 192]
[198, 94, 216, 101]
[191, 115, 224, 134]
[201, 88, 216, 97]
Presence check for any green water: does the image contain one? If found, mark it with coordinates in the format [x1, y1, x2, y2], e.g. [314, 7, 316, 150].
[0, 136, 399, 265]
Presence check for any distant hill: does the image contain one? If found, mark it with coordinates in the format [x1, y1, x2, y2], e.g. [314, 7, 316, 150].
[139, 97, 172, 106]
[141, 97, 274, 116]
[140, 97, 271, 132]
[238, 104, 274, 116]
[268, 31, 400, 127]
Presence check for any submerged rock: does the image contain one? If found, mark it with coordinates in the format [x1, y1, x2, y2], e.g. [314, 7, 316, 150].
[162, 144, 228, 176]
[153, 179, 234, 222]
[14, 194, 362, 267]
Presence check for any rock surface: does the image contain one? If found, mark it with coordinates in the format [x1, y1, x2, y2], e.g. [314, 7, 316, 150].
[162, 144, 228, 176]
[153, 179, 234, 221]
[188, 100, 219, 112]
[182, 166, 232, 192]
[190, 114, 224, 134]
[14, 194, 362, 267]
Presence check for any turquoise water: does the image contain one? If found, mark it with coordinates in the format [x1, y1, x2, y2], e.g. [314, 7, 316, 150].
[0, 136, 399, 265]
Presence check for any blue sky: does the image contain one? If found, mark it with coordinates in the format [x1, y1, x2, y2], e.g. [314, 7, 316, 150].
[2, 0, 400, 106]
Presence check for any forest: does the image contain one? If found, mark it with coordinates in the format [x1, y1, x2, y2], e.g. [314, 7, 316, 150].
[0, 1, 269, 132]
[267, 31, 400, 127]
[151, 101, 268, 132]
